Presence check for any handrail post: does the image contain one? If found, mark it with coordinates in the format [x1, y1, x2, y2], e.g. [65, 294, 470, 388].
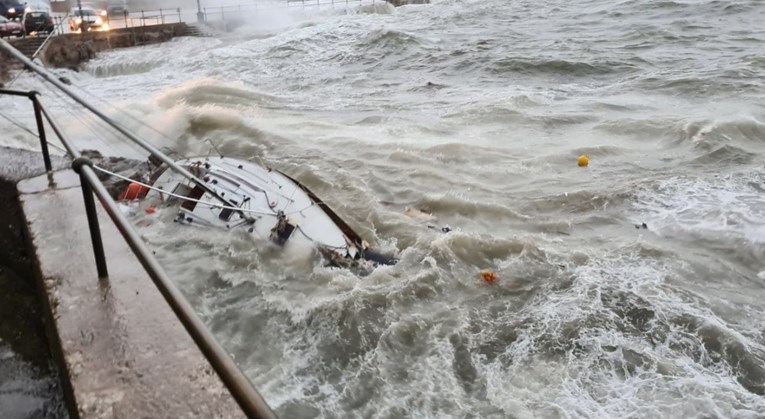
[72, 157, 109, 279]
[29, 92, 52, 172]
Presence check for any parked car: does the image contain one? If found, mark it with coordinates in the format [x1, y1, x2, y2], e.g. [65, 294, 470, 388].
[79, 2, 107, 17]
[0, 0, 25, 20]
[68, 6, 107, 32]
[0, 14, 23, 37]
[23, 10, 54, 34]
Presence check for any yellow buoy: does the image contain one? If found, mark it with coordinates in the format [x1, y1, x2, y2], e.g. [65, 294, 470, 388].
[578, 155, 589, 167]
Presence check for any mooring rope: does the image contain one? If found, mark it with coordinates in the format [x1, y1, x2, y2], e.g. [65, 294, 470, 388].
[0, 110, 37, 136]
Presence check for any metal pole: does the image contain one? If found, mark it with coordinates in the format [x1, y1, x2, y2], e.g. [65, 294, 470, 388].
[73, 158, 109, 279]
[76, 0, 86, 33]
[78, 163, 277, 419]
[196, 0, 204, 22]
[30, 93, 52, 172]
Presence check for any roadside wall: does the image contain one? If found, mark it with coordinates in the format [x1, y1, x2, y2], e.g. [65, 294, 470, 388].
[0, 49, 21, 86]
[42, 22, 189, 68]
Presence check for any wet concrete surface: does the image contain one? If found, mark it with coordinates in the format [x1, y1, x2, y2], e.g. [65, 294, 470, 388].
[0, 147, 70, 419]
[0, 267, 68, 419]
[7, 148, 242, 417]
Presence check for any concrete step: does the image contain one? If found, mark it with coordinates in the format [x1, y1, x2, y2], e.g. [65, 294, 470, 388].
[180, 22, 220, 37]
[8, 37, 47, 59]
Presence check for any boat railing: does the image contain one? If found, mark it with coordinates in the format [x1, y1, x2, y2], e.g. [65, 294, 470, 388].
[0, 39, 278, 419]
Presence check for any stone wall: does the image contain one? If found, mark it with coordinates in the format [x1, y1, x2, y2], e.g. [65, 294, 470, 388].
[42, 23, 189, 69]
[386, 0, 430, 5]
[0, 49, 21, 86]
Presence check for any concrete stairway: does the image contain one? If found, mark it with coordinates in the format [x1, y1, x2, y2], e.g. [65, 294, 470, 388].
[8, 37, 47, 59]
[179, 22, 220, 37]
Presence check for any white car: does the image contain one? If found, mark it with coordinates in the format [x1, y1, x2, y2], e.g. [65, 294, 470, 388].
[68, 6, 107, 32]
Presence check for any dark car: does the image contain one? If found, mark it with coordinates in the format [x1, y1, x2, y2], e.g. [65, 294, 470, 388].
[0, 0, 25, 20]
[0, 14, 22, 36]
[23, 11, 54, 34]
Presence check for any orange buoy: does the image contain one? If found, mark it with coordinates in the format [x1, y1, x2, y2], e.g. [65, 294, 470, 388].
[145, 205, 157, 214]
[480, 269, 497, 283]
[119, 182, 149, 201]
[578, 155, 589, 167]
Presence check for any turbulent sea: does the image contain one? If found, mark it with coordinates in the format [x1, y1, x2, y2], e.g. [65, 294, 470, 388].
[2, 0, 765, 417]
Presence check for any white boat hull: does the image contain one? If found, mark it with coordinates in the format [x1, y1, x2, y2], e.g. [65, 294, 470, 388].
[144, 157, 369, 264]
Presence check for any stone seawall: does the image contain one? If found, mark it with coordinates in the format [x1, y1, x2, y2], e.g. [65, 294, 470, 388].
[42, 23, 191, 69]
[1, 49, 20, 86]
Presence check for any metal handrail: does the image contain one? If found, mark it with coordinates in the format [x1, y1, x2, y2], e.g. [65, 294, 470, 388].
[75, 160, 277, 419]
[0, 67, 277, 419]
[31, 12, 70, 60]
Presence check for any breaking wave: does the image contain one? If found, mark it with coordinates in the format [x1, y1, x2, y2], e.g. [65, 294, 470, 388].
[5, 0, 765, 416]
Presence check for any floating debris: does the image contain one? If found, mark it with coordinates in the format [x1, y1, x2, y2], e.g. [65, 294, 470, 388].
[480, 269, 497, 283]
[404, 206, 435, 221]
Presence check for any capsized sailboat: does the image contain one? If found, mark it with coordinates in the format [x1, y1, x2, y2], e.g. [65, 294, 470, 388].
[117, 155, 396, 268]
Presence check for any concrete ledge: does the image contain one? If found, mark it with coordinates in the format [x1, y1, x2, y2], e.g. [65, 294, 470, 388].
[19, 169, 243, 418]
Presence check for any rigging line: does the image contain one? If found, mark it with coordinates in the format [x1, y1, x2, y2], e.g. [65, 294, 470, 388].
[0, 110, 38, 136]
[66, 83, 244, 166]
[5, 15, 71, 89]
[0, 41, 241, 216]
[68, 82, 192, 151]
[46, 140, 69, 155]
[63, 107, 121, 156]
[294, 225, 347, 250]
[34, 89, 89, 155]
[5, 57, 28, 89]
[1, 106, 69, 158]
[211, 164, 295, 203]
[67, 83, 193, 161]
[284, 201, 317, 216]
[6, 70, 25, 89]
[45, 87, 128, 157]
[282, 182, 299, 212]
[92, 165, 278, 216]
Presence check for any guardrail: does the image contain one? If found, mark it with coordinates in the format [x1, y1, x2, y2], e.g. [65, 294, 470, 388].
[200, 0, 369, 20]
[0, 40, 278, 419]
[110, 8, 185, 27]
[18, 0, 377, 39]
